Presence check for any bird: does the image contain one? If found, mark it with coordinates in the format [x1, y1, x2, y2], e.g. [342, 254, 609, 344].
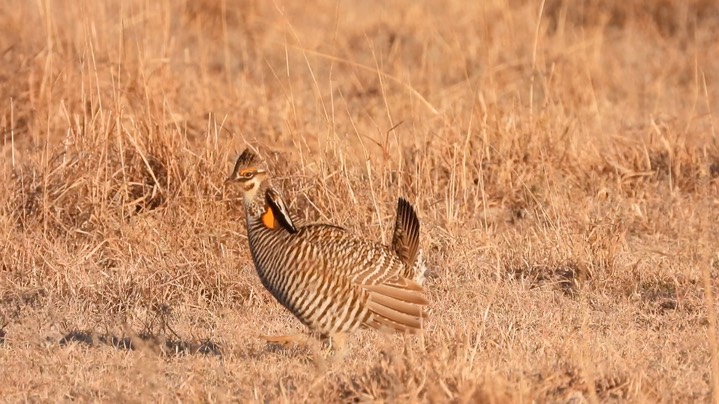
[224, 148, 429, 348]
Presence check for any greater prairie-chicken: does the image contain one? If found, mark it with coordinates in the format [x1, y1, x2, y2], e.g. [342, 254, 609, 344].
[224, 148, 429, 342]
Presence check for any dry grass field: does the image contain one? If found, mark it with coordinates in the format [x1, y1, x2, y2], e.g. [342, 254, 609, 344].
[1, 0, 718, 402]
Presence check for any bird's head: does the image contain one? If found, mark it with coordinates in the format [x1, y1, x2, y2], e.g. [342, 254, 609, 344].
[225, 148, 269, 205]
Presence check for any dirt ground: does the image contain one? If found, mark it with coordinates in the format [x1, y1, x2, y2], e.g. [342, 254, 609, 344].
[1, 0, 718, 402]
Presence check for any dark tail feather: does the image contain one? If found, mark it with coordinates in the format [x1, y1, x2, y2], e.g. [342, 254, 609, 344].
[391, 197, 421, 267]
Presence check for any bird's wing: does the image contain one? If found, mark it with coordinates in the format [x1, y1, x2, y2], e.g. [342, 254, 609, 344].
[295, 226, 429, 333]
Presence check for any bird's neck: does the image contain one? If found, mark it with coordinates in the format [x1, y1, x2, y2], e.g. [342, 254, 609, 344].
[243, 186, 279, 231]
[243, 197, 266, 221]
[242, 180, 271, 219]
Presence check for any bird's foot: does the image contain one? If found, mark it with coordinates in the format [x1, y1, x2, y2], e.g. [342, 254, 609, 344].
[317, 332, 349, 364]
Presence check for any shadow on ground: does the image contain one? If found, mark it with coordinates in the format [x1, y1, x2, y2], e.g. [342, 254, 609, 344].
[59, 330, 223, 356]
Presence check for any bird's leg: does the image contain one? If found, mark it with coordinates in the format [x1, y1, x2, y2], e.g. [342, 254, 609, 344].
[323, 332, 349, 364]
[332, 332, 348, 351]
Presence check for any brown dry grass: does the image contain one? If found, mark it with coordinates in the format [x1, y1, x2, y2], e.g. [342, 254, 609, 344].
[1, 0, 718, 402]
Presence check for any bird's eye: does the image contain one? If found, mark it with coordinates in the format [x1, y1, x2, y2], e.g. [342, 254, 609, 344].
[238, 169, 255, 179]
